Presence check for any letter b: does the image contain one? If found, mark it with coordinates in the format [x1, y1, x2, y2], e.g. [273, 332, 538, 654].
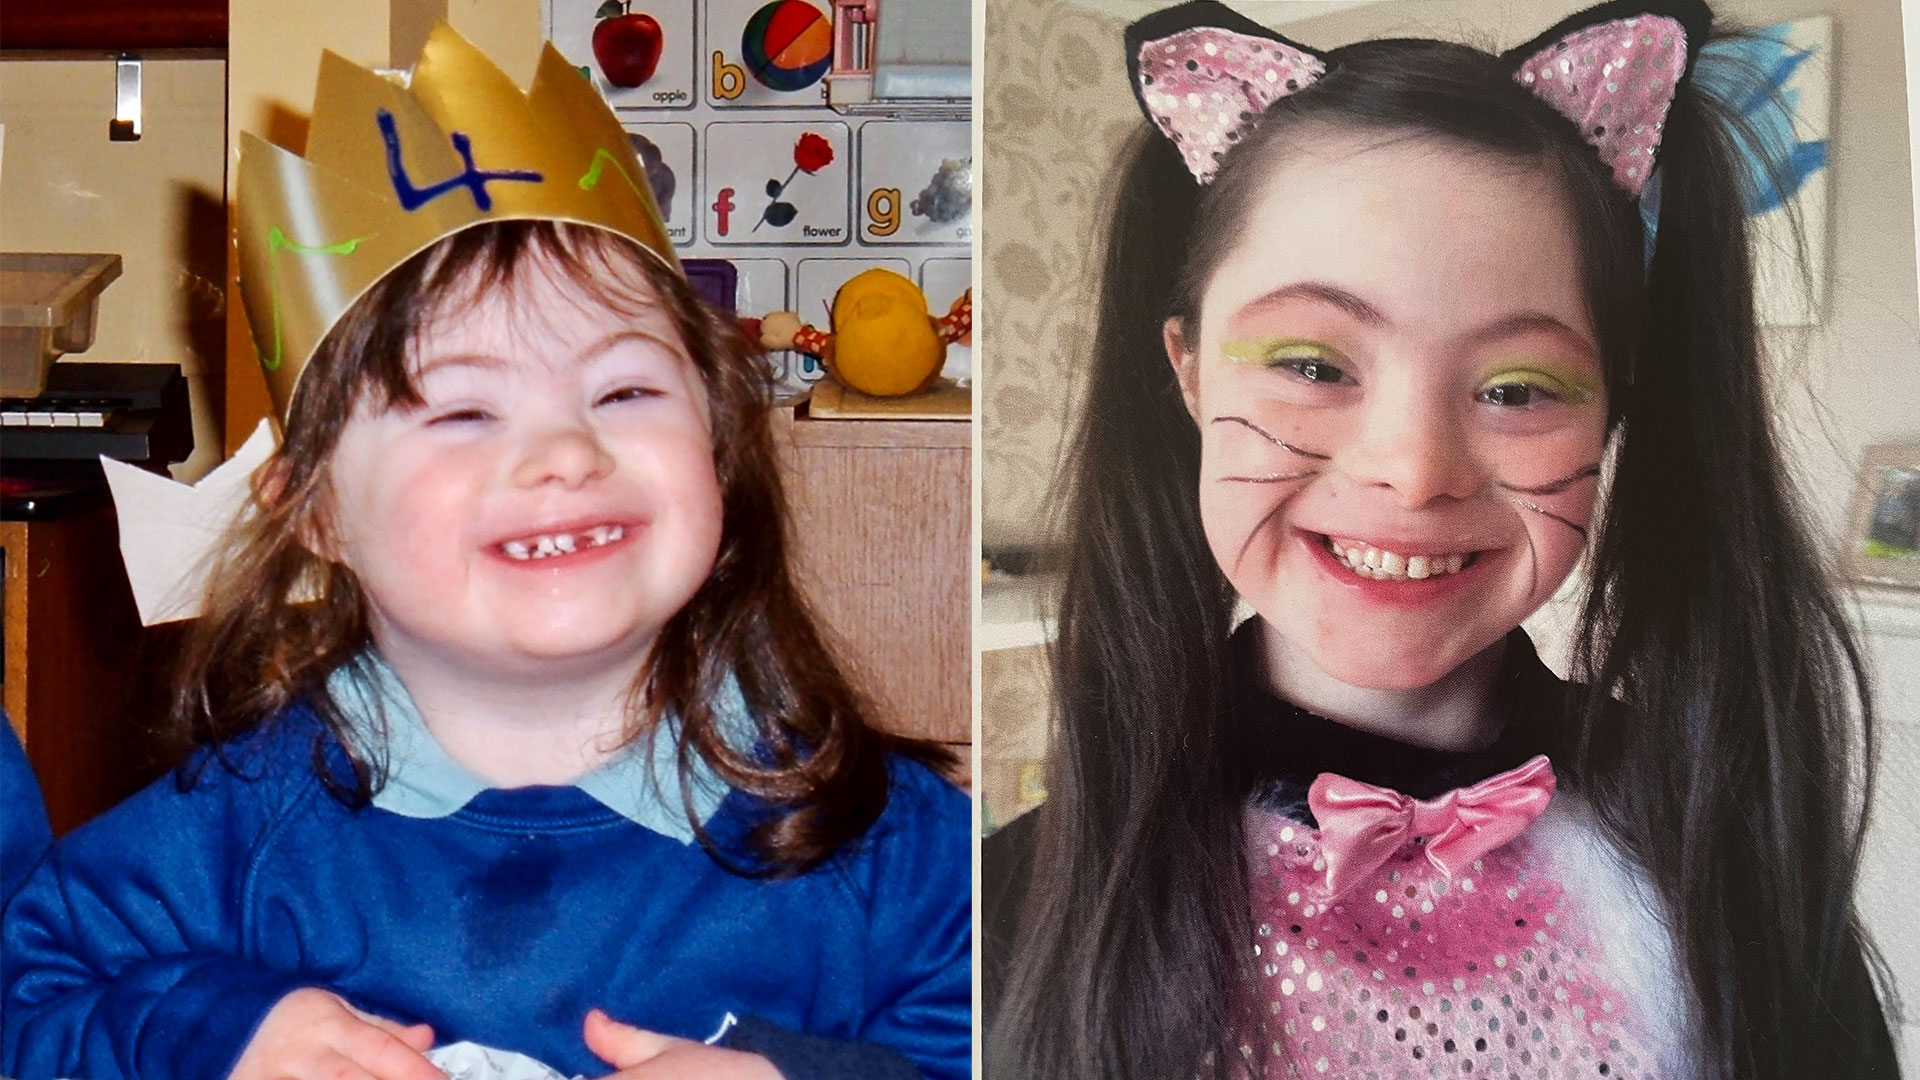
[712, 52, 745, 101]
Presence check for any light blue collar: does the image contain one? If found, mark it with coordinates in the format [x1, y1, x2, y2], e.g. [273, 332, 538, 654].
[325, 654, 755, 844]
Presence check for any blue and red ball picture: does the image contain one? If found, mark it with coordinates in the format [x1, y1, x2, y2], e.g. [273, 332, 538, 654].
[741, 0, 832, 92]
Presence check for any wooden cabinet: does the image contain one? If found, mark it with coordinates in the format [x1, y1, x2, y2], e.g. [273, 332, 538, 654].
[2, 501, 170, 835]
[774, 405, 971, 774]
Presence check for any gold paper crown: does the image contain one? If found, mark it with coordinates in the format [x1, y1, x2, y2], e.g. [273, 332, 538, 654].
[237, 24, 677, 419]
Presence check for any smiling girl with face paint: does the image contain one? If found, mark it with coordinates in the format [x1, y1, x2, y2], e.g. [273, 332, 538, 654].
[983, 3, 1896, 1078]
[1174, 126, 1609, 725]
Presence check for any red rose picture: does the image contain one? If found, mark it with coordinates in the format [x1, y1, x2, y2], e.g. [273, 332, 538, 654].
[756, 130, 836, 232]
[794, 132, 835, 174]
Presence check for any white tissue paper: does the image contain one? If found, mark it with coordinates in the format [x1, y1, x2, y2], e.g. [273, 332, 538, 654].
[427, 1041, 582, 1080]
[101, 417, 278, 625]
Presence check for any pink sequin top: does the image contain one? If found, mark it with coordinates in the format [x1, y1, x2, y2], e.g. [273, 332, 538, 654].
[1232, 634, 1693, 1079]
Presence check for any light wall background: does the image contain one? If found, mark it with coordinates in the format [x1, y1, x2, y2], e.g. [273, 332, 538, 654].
[980, 0, 1920, 1063]
[0, 57, 229, 480]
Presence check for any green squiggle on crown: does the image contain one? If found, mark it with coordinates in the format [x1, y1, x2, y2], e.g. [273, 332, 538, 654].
[578, 147, 646, 199]
[261, 225, 365, 371]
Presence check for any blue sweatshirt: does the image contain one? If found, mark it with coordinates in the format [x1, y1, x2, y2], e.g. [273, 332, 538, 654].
[1, 718, 50, 908]
[2, 717, 53, 1038]
[2, 665, 970, 1080]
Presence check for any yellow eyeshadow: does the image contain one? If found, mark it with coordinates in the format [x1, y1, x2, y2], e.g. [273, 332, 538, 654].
[1220, 338, 1330, 365]
[1479, 365, 1597, 405]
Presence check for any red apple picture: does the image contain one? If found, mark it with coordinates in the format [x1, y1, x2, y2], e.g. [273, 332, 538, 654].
[592, 1, 663, 88]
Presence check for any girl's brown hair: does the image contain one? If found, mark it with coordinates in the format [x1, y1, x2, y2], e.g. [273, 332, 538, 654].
[173, 219, 947, 874]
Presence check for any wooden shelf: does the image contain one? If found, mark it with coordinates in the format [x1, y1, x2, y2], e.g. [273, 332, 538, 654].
[980, 574, 1056, 653]
[1850, 589, 1920, 639]
[0, 0, 226, 53]
[774, 404, 971, 751]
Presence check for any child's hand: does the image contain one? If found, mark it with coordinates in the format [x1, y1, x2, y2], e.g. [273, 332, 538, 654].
[229, 986, 446, 1080]
[584, 1008, 781, 1080]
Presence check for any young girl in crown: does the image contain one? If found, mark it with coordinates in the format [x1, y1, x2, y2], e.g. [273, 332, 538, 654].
[3, 28, 968, 1080]
[984, 1, 1896, 1077]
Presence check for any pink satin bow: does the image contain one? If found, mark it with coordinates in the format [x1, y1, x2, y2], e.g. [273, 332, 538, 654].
[1306, 754, 1556, 901]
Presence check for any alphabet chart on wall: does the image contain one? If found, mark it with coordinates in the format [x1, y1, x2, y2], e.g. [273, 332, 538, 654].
[546, 0, 972, 397]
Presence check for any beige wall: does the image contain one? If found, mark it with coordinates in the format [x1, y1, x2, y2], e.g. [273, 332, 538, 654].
[980, 0, 1129, 548]
[0, 57, 228, 479]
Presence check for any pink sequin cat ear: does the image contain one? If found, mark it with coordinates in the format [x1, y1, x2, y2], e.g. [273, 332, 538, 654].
[1504, 0, 1714, 196]
[1127, 1, 1329, 185]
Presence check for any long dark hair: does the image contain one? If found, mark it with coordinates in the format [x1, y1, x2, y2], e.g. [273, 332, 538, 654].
[173, 220, 947, 874]
[992, 16, 1895, 1079]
